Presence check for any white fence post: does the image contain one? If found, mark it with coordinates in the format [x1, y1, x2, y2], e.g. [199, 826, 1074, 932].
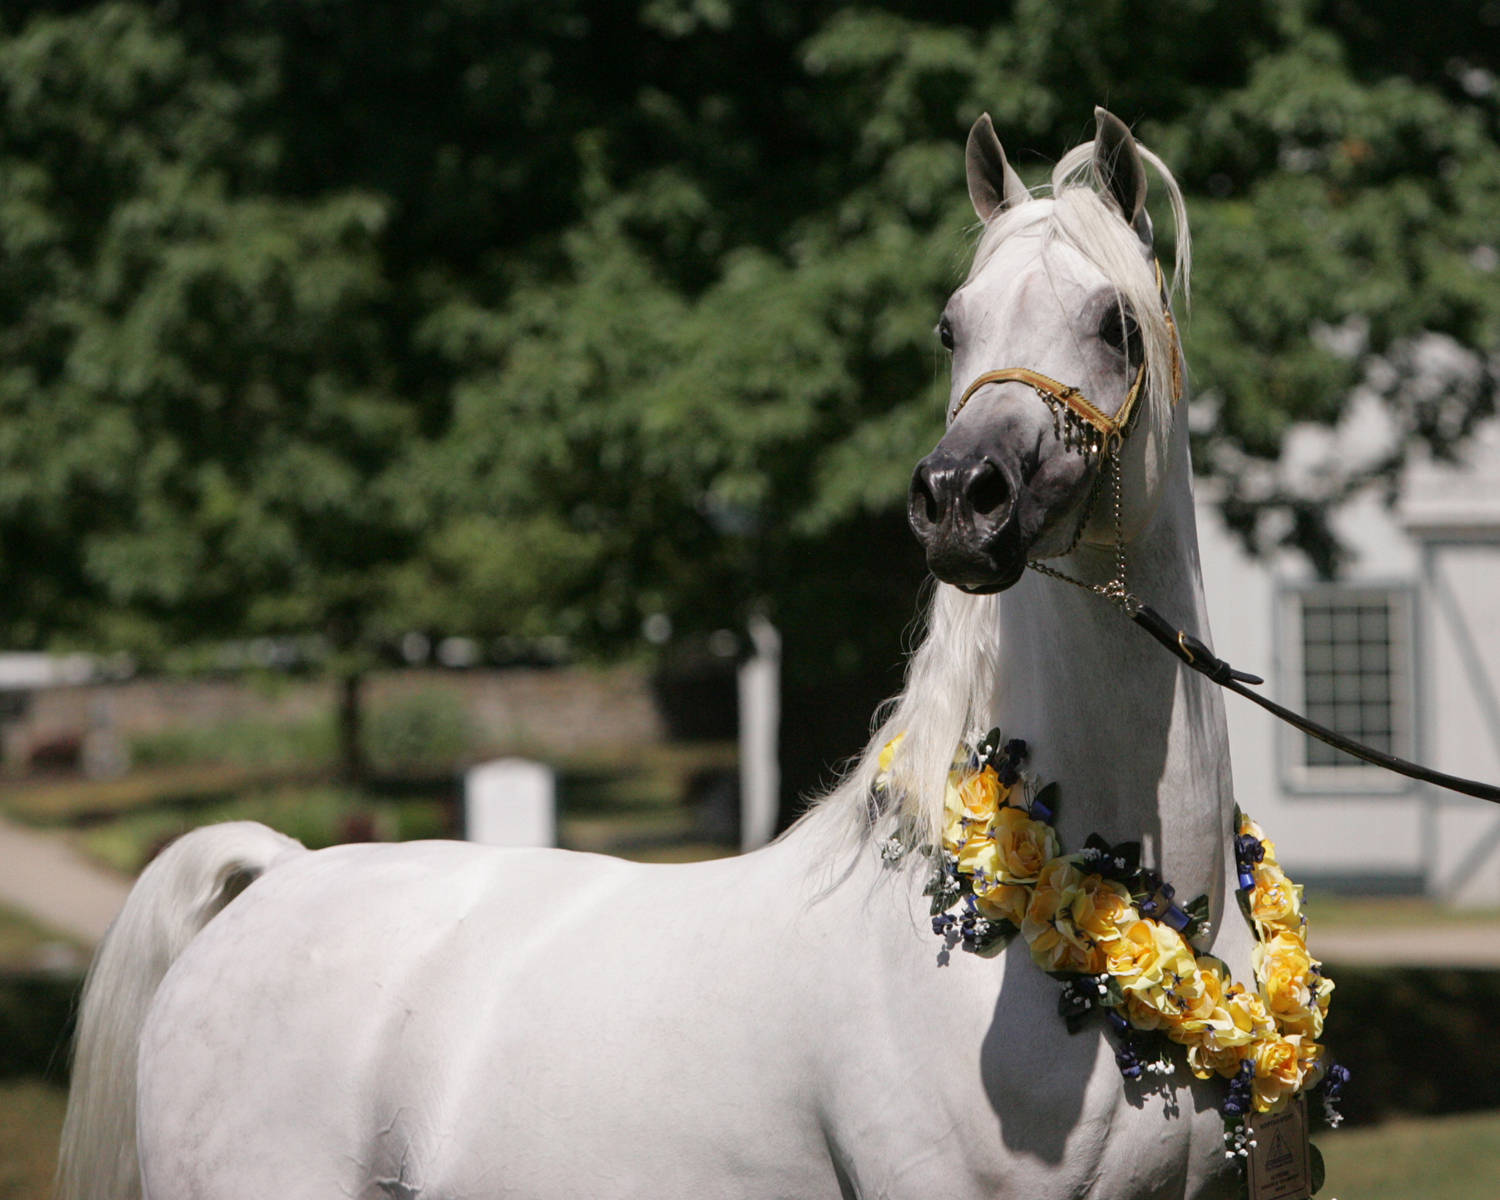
[738, 614, 781, 852]
[464, 758, 556, 848]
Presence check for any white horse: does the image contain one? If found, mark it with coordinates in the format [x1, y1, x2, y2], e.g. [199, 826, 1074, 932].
[60, 109, 1258, 1200]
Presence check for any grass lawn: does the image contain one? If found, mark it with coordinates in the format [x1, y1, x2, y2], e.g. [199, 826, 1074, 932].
[0, 904, 85, 972]
[70, 784, 454, 874]
[0, 734, 739, 876]
[0, 1080, 66, 1200]
[1306, 891, 1500, 930]
[1319, 1108, 1500, 1199]
[1, 1084, 1496, 1200]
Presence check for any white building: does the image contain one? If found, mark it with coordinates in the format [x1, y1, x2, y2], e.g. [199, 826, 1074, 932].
[1197, 417, 1500, 906]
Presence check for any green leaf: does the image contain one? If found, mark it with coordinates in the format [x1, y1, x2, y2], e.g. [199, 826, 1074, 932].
[1183, 893, 1213, 940]
[972, 921, 1016, 956]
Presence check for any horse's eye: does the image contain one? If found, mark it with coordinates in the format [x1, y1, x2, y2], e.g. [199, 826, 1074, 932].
[1099, 305, 1139, 355]
[937, 316, 955, 351]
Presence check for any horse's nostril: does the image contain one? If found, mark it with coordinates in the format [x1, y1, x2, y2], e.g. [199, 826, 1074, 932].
[966, 461, 1010, 518]
[920, 479, 940, 526]
[909, 464, 942, 530]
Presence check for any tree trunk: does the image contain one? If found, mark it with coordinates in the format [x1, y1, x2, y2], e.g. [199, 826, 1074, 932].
[337, 669, 366, 784]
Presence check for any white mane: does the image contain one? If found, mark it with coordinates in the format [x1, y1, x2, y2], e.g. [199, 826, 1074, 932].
[804, 134, 1192, 856]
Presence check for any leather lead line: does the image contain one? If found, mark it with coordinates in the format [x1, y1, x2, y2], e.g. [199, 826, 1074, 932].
[1131, 604, 1500, 804]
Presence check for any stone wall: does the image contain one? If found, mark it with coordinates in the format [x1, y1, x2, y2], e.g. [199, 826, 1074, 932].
[0, 664, 667, 774]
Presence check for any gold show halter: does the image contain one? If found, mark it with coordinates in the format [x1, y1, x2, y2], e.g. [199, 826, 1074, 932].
[952, 260, 1182, 608]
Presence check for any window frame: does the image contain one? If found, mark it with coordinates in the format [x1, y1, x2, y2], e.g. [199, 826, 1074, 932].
[1276, 582, 1419, 796]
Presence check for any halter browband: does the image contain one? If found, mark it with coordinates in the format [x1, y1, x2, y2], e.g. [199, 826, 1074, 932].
[955, 364, 1147, 458]
[951, 262, 1182, 459]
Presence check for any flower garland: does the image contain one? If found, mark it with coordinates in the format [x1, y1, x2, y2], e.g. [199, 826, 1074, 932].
[877, 729, 1350, 1168]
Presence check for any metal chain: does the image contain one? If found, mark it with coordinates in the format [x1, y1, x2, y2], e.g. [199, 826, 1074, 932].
[1025, 437, 1141, 616]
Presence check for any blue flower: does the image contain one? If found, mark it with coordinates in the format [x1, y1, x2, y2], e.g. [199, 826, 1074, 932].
[1222, 1059, 1255, 1118]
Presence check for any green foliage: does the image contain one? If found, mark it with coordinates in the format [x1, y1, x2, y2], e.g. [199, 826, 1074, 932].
[74, 783, 412, 873]
[128, 712, 335, 769]
[0, 3, 410, 657]
[362, 689, 472, 773]
[2, 0, 1498, 755]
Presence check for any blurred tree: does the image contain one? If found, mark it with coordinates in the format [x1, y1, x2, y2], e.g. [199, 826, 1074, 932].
[0, 4, 409, 778]
[2, 0, 1498, 808]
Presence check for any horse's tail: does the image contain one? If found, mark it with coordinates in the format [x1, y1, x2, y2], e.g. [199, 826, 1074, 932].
[56, 821, 306, 1200]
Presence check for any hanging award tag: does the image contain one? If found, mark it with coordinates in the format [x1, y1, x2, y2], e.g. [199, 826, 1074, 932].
[1246, 1095, 1313, 1200]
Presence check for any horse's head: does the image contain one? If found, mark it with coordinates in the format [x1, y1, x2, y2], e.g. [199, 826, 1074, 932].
[909, 108, 1185, 593]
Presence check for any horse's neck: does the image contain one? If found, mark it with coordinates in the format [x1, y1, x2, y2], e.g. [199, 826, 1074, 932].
[991, 455, 1238, 916]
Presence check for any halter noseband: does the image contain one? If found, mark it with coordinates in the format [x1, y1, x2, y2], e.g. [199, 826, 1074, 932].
[953, 364, 1146, 462]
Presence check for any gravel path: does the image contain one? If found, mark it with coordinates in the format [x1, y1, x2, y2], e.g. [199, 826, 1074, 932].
[0, 815, 129, 944]
[1312, 923, 1500, 969]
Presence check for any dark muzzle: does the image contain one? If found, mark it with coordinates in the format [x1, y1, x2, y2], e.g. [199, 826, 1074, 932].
[907, 449, 1026, 593]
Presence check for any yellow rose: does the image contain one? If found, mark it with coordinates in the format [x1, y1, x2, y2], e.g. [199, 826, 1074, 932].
[958, 767, 1006, 825]
[1253, 930, 1331, 1039]
[876, 733, 907, 802]
[1070, 875, 1137, 948]
[1165, 959, 1232, 1044]
[989, 805, 1058, 884]
[1223, 984, 1278, 1043]
[1105, 918, 1205, 1035]
[1250, 1033, 1307, 1113]
[1123, 990, 1170, 1031]
[1171, 962, 1270, 1081]
[1187, 1038, 1251, 1080]
[942, 772, 967, 852]
[1250, 861, 1303, 937]
[1298, 1038, 1329, 1094]
[1023, 858, 1085, 932]
[956, 833, 1001, 885]
[1141, 957, 1214, 1033]
[1176, 978, 1260, 1080]
[1192, 959, 1233, 1015]
[1105, 919, 1196, 1001]
[1183, 978, 1266, 1079]
[1022, 858, 1098, 973]
[973, 881, 1030, 927]
[942, 762, 1006, 852]
[1029, 922, 1103, 975]
[1103, 919, 1157, 983]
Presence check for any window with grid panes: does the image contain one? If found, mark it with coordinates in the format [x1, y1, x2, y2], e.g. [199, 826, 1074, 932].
[1294, 589, 1413, 773]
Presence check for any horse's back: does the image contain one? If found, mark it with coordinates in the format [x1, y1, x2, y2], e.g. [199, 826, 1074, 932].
[135, 837, 848, 1200]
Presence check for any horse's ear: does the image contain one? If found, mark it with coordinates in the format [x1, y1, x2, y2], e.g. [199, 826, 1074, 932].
[1092, 106, 1151, 246]
[966, 113, 1028, 222]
